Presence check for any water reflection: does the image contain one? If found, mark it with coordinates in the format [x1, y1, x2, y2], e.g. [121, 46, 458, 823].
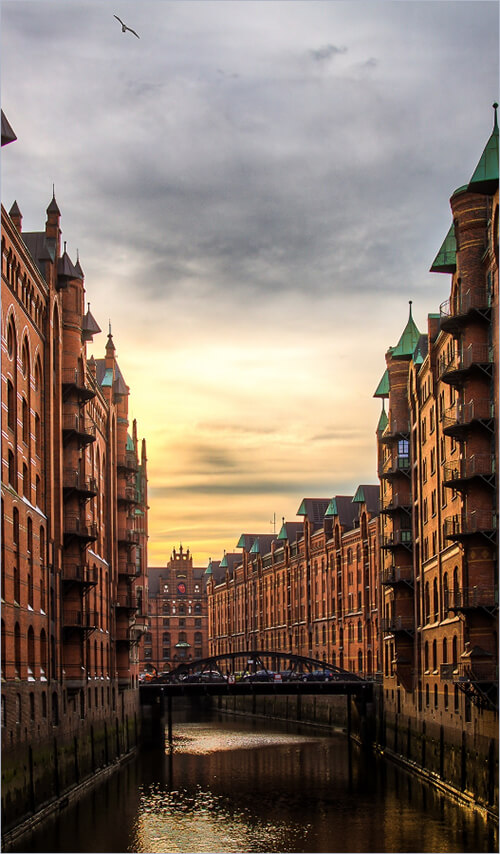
[12, 707, 497, 853]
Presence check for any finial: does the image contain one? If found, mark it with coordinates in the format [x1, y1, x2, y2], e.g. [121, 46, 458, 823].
[64, 240, 67, 253]
[108, 319, 112, 336]
[52, 183, 55, 198]
[409, 299, 413, 318]
[76, 248, 80, 262]
[493, 102, 498, 129]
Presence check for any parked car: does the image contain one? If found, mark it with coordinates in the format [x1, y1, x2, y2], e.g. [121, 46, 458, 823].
[301, 669, 336, 682]
[279, 669, 303, 682]
[241, 670, 276, 682]
[184, 670, 227, 683]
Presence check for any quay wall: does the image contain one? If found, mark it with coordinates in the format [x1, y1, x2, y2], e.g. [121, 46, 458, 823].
[1, 686, 140, 844]
[214, 688, 498, 817]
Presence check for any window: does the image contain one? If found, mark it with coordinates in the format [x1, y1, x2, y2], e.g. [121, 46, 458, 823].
[7, 321, 15, 359]
[8, 451, 16, 488]
[430, 449, 436, 474]
[35, 415, 41, 456]
[22, 398, 28, 444]
[7, 380, 15, 430]
[23, 463, 29, 498]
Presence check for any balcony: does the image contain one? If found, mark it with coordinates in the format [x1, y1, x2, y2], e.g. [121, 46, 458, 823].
[115, 593, 137, 611]
[449, 662, 498, 711]
[440, 287, 492, 333]
[117, 451, 138, 472]
[380, 565, 414, 586]
[380, 492, 412, 515]
[62, 411, 96, 445]
[61, 367, 96, 401]
[444, 586, 498, 614]
[63, 514, 98, 543]
[380, 416, 410, 443]
[115, 626, 137, 644]
[380, 615, 415, 635]
[379, 454, 411, 479]
[442, 399, 494, 437]
[62, 563, 98, 588]
[442, 454, 496, 489]
[117, 483, 138, 505]
[381, 529, 412, 550]
[63, 468, 98, 498]
[118, 559, 139, 577]
[439, 344, 493, 386]
[444, 510, 497, 542]
[63, 609, 98, 632]
[118, 528, 140, 545]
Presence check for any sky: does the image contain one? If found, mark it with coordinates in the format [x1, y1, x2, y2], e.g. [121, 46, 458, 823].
[1, 0, 498, 568]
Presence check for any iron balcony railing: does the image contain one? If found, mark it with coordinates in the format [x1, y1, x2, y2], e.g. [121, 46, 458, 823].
[62, 563, 98, 585]
[63, 468, 98, 495]
[442, 399, 494, 432]
[117, 483, 138, 503]
[118, 559, 139, 576]
[118, 529, 140, 545]
[380, 615, 414, 634]
[379, 454, 411, 477]
[380, 492, 412, 513]
[117, 451, 138, 471]
[381, 416, 410, 441]
[64, 514, 98, 540]
[443, 511, 497, 539]
[438, 344, 493, 382]
[443, 454, 496, 485]
[63, 609, 98, 629]
[60, 367, 96, 400]
[115, 593, 138, 610]
[444, 586, 498, 611]
[62, 412, 96, 441]
[380, 565, 413, 585]
[448, 662, 499, 683]
[381, 530, 412, 548]
[440, 287, 491, 324]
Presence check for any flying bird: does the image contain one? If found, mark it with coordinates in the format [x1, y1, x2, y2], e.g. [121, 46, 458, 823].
[114, 15, 140, 38]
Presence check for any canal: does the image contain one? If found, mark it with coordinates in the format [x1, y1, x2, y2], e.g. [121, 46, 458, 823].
[11, 703, 497, 853]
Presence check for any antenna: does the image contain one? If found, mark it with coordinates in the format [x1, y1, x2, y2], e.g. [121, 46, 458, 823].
[270, 512, 276, 535]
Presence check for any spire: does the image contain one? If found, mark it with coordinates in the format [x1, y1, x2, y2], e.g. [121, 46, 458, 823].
[376, 400, 389, 434]
[430, 223, 457, 273]
[467, 102, 499, 195]
[46, 186, 60, 215]
[373, 368, 390, 398]
[390, 301, 421, 359]
[1, 110, 17, 146]
[74, 249, 84, 280]
[9, 200, 22, 232]
[106, 321, 116, 353]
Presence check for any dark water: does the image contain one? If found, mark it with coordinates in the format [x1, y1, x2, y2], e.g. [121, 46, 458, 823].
[12, 706, 498, 853]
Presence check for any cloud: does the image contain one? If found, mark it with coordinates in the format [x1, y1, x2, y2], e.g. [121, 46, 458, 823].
[308, 44, 347, 63]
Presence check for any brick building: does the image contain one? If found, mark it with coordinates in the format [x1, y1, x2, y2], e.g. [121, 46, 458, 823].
[141, 546, 209, 672]
[375, 105, 498, 732]
[206, 486, 381, 676]
[1, 115, 148, 829]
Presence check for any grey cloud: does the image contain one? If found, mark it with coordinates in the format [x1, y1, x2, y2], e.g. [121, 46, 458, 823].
[149, 477, 334, 498]
[309, 44, 347, 63]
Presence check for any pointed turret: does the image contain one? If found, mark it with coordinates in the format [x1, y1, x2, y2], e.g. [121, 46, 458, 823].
[390, 301, 421, 359]
[74, 251, 84, 281]
[467, 103, 499, 195]
[82, 303, 102, 342]
[45, 188, 61, 248]
[9, 200, 22, 232]
[1, 110, 17, 146]
[376, 401, 389, 434]
[373, 368, 390, 398]
[430, 223, 457, 273]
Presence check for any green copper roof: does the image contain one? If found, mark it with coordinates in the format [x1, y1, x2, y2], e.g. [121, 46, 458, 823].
[373, 369, 389, 399]
[296, 499, 307, 516]
[205, 560, 213, 576]
[101, 368, 113, 387]
[277, 523, 288, 540]
[324, 497, 338, 517]
[220, 552, 228, 568]
[430, 223, 456, 273]
[391, 302, 421, 359]
[249, 538, 260, 554]
[126, 434, 134, 451]
[467, 103, 499, 195]
[352, 486, 366, 504]
[413, 347, 424, 367]
[377, 406, 389, 433]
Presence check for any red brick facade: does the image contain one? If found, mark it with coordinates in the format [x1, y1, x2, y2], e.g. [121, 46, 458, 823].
[1, 180, 148, 755]
[207, 489, 381, 676]
[140, 546, 209, 673]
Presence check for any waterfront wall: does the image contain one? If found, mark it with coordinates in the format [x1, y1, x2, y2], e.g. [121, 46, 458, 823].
[215, 688, 498, 816]
[1, 688, 139, 837]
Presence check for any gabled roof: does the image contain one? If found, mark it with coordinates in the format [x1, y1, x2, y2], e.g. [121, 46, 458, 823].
[277, 521, 303, 542]
[82, 306, 101, 341]
[373, 369, 389, 398]
[323, 495, 357, 529]
[467, 103, 499, 195]
[249, 535, 276, 556]
[1, 110, 17, 146]
[22, 231, 57, 277]
[377, 405, 389, 433]
[430, 223, 456, 273]
[390, 302, 421, 359]
[296, 498, 330, 525]
[352, 484, 379, 515]
[236, 533, 260, 551]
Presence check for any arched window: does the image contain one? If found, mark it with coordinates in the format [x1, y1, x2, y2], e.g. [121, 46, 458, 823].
[424, 582, 430, 623]
[14, 622, 21, 676]
[23, 463, 29, 498]
[7, 319, 15, 359]
[357, 621, 362, 642]
[40, 629, 47, 680]
[194, 632, 202, 645]
[433, 578, 439, 621]
[442, 637, 448, 664]
[7, 380, 15, 430]
[452, 635, 458, 666]
[432, 639, 437, 671]
[424, 641, 429, 671]
[27, 627, 35, 680]
[444, 684, 449, 710]
[22, 397, 28, 444]
[358, 650, 363, 673]
[434, 684, 438, 708]
[443, 572, 449, 612]
[21, 338, 29, 378]
[8, 450, 16, 488]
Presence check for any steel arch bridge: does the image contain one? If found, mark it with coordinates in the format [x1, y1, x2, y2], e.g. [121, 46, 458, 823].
[154, 650, 365, 684]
